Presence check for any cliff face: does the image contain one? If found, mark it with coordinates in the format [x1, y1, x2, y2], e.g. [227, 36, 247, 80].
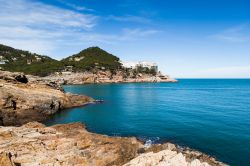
[0, 71, 94, 126]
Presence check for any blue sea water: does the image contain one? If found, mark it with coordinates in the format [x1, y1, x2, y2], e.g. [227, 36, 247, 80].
[44, 79, 250, 166]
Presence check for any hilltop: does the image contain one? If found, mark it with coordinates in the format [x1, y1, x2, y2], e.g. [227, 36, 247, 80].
[0, 44, 121, 76]
[61, 46, 121, 73]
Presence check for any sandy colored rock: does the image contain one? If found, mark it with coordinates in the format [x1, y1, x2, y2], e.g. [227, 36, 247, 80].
[0, 122, 142, 166]
[42, 70, 177, 85]
[0, 122, 227, 166]
[0, 153, 14, 166]
[0, 71, 94, 126]
[123, 149, 211, 166]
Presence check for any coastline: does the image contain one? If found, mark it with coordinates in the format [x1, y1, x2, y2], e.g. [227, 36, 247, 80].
[0, 122, 226, 166]
[0, 71, 95, 126]
[40, 71, 178, 85]
[0, 71, 226, 166]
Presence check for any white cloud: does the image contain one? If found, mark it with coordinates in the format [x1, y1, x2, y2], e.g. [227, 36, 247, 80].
[107, 15, 151, 24]
[209, 25, 250, 43]
[0, 0, 97, 56]
[0, 0, 159, 58]
[56, 0, 94, 12]
[119, 28, 159, 41]
[0, 0, 97, 29]
[78, 28, 159, 44]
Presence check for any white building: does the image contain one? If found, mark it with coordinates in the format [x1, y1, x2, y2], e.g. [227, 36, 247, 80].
[121, 61, 158, 72]
[0, 59, 8, 64]
[35, 55, 42, 62]
[121, 61, 138, 69]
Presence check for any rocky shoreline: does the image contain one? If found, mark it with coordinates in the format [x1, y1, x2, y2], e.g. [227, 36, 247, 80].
[41, 70, 177, 85]
[0, 71, 227, 166]
[0, 122, 226, 166]
[0, 71, 95, 126]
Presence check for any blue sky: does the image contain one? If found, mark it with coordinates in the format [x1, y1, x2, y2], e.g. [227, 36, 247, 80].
[0, 0, 250, 78]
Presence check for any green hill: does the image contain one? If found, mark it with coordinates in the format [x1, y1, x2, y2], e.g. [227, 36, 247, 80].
[61, 47, 121, 72]
[0, 44, 121, 76]
[0, 44, 61, 76]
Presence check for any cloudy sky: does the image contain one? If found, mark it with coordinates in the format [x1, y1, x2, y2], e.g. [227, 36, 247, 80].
[0, 0, 250, 78]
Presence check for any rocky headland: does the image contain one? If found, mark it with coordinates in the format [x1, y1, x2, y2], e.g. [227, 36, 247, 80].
[41, 70, 177, 85]
[0, 71, 94, 126]
[0, 44, 177, 85]
[0, 71, 226, 166]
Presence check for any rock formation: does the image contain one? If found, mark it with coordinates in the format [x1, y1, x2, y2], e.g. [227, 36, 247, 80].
[0, 122, 226, 166]
[42, 70, 177, 85]
[0, 71, 94, 126]
[0, 71, 226, 166]
[123, 149, 227, 166]
[0, 122, 141, 166]
[123, 150, 210, 166]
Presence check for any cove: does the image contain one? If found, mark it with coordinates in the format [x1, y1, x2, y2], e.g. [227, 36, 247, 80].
[44, 79, 250, 166]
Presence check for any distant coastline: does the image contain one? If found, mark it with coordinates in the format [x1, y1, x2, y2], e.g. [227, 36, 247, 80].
[41, 71, 178, 85]
[0, 44, 177, 84]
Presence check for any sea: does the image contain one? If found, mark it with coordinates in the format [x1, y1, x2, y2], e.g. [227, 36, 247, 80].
[44, 79, 250, 166]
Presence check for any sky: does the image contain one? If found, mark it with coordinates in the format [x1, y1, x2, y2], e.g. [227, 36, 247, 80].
[0, 0, 250, 78]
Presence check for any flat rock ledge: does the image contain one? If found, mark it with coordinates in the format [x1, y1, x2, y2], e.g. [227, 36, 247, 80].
[0, 122, 227, 166]
[124, 150, 217, 166]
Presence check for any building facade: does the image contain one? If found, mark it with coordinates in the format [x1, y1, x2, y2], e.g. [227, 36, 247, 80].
[121, 61, 158, 72]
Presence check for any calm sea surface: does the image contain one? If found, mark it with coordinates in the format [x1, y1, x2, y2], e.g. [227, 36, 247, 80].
[44, 79, 250, 166]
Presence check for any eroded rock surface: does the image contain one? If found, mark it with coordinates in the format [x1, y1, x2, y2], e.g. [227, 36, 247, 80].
[0, 71, 94, 126]
[124, 149, 221, 166]
[0, 122, 227, 166]
[0, 122, 142, 166]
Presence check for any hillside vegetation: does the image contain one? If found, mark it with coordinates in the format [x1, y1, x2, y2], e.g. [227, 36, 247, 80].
[62, 47, 121, 73]
[0, 44, 61, 76]
[0, 44, 121, 76]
